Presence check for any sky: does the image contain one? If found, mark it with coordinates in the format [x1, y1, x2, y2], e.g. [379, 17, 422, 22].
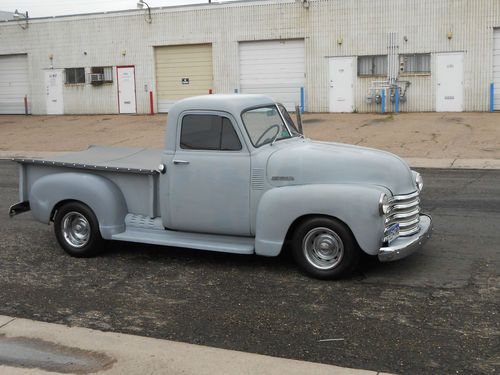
[0, 0, 241, 18]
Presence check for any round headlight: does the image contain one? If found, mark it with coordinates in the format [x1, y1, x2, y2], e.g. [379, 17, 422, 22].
[379, 193, 390, 215]
[415, 173, 424, 192]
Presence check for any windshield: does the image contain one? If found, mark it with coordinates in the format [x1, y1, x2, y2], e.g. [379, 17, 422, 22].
[241, 105, 292, 148]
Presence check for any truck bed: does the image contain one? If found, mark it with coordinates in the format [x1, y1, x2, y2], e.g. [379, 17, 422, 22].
[14, 145, 163, 218]
[14, 145, 162, 175]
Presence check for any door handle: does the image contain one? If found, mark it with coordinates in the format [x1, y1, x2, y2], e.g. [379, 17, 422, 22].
[173, 160, 190, 165]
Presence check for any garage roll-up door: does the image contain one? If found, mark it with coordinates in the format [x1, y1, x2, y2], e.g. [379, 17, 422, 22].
[155, 44, 213, 113]
[239, 39, 305, 111]
[0, 54, 29, 114]
[494, 29, 500, 110]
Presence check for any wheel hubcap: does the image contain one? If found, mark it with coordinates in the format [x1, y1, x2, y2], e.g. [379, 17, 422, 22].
[62, 212, 90, 248]
[303, 227, 344, 270]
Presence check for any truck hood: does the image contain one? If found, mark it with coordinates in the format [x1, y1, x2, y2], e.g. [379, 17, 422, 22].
[267, 140, 416, 195]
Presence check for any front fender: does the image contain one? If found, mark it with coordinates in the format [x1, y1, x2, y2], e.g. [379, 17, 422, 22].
[29, 172, 128, 239]
[255, 184, 388, 257]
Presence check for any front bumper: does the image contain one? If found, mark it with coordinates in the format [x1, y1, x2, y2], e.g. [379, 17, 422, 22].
[378, 214, 432, 262]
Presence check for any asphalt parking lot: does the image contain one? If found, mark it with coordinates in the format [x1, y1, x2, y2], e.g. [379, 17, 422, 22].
[1, 160, 499, 374]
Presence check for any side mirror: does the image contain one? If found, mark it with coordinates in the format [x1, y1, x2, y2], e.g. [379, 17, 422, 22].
[295, 105, 303, 134]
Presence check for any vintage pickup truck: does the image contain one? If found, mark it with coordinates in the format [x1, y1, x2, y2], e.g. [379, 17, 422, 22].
[10, 94, 432, 279]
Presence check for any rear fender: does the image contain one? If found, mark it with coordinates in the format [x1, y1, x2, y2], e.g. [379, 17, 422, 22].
[255, 184, 388, 257]
[29, 172, 128, 239]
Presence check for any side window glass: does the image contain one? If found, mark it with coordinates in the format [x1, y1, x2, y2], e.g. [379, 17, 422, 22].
[180, 115, 220, 150]
[221, 117, 242, 151]
[180, 115, 242, 151]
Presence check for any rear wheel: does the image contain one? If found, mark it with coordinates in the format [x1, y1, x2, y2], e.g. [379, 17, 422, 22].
[291, 217, 360, 279]
[54, 202, 103, 257]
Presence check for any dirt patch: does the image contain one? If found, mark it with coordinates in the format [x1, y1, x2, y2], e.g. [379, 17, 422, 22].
[443, 116, 464, 123]
[302, 118, 322, 124]
[368, 114, 394, 124]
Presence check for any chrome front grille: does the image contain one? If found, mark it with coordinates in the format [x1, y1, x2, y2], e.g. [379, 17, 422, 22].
[384, 191, 421, 241]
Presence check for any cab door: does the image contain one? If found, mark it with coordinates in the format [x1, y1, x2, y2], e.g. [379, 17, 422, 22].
[163, 112, 251, 236]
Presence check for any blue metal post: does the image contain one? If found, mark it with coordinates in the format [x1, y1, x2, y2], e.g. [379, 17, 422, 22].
[300, 87, 305, 113]
[490, 83, 494, 112]
[381, 89, 385, 114]
[395, 86, 399, 114]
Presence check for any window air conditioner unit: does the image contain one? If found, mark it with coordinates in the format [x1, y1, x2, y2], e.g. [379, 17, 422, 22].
[90, 73, 104, 83]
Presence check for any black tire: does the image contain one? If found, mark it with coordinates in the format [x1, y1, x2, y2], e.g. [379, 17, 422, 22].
[291, 217, 360, 279]
[53, 201, 103, 257]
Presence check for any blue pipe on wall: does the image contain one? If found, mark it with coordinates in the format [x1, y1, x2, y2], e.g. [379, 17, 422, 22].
[300, 87, 305, 113]
[395, 87, 399, 114]
[381, 89, 385, 114]
[490, 83, 495, 112]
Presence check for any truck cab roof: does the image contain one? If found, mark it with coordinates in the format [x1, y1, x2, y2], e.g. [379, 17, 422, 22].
[169, 94, 276, 117]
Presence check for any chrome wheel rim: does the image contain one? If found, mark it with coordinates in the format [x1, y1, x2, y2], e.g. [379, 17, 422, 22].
[303, 227, 344, 270]
[61, 211, 90, 248]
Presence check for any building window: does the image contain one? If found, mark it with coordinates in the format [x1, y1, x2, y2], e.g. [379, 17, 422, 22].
[90, 66, 113, 84]
[180, 114, 242, 151]
[400, 53, 431, 73]
[65, 67, 85, 84]
[358, 55, 387, 76]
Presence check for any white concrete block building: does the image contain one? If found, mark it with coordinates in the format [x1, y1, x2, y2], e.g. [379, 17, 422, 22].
[0, 0, 499, 115]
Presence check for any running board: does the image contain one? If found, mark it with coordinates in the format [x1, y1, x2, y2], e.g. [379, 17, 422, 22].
[111, 214, 255, 255]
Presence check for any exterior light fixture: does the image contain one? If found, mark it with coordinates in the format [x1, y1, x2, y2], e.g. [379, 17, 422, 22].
[447, 31, 453, 40]
[13, 9, 29, 29]
[137, 0, 152, 24]
[302, 0, 310, 9]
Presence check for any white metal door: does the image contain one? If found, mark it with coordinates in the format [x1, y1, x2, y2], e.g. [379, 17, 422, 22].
[0, 54, 30, 114]
[117, 66, 136, 114]
[239, 39, 305, 111]
[436, 53, 464, 112]
[329, 57, 354, 112]
[45, 69, 64, 115]
[493, 29, 500, 110]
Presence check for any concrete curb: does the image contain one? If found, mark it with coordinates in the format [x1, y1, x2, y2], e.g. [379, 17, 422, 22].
[0, 315, 386, 375]
[1, 151, 499, 170]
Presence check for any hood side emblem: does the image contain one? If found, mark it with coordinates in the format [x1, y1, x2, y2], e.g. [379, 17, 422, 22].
[271, 176, 295, 181]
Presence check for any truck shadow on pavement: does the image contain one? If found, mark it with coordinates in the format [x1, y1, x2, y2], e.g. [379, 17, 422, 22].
[101, 240, 380, 281]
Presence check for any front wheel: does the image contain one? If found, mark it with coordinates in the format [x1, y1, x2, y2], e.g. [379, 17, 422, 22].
[291, 217, 360, 279]
[53, 201, 103, 257]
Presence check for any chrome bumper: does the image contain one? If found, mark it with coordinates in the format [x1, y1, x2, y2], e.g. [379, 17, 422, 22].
[378, 214, 432, 262]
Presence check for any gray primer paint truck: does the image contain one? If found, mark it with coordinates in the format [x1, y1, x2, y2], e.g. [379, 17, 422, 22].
[9, 94, 432, 279]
